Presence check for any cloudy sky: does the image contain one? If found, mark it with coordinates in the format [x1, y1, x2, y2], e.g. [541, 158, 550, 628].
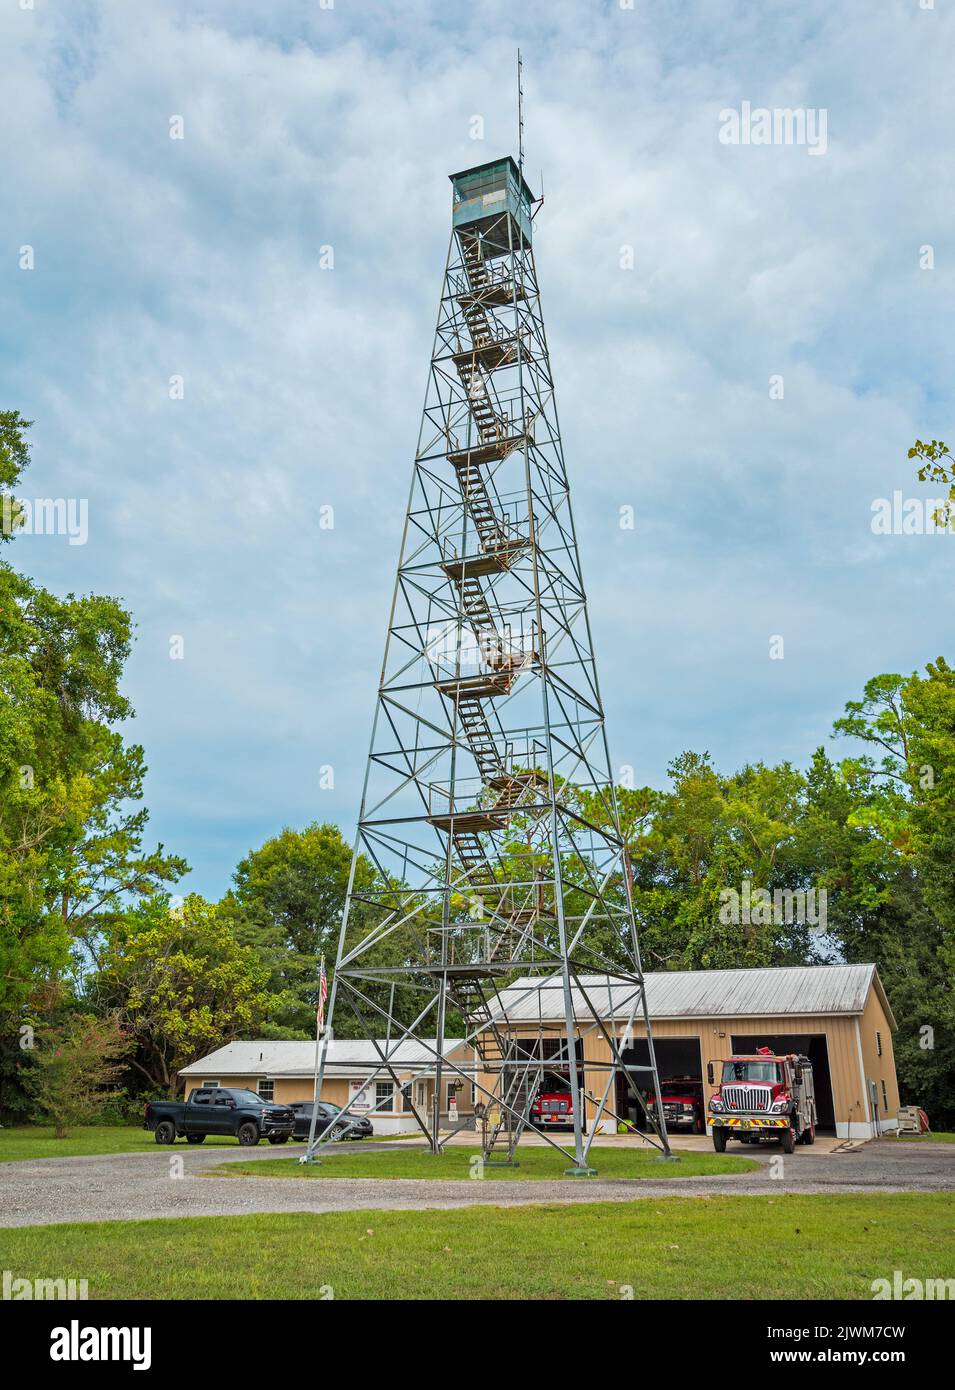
[3, 0, 953, 898]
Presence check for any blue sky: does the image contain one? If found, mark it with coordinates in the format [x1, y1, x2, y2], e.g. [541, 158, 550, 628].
[3, 0, 953, 899]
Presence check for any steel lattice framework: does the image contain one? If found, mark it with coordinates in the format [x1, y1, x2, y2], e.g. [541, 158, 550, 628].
[306, 157, 672, 1173]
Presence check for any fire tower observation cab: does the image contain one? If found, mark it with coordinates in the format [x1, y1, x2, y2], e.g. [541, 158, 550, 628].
[450, 157, 535, 256]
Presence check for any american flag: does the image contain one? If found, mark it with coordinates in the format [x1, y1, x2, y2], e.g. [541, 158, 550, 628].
[317, 957, 328, 1034]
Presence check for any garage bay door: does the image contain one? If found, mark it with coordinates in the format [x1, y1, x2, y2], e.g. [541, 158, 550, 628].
[731, 1033, 835, 1130]
[617, 1037, 703, 1129]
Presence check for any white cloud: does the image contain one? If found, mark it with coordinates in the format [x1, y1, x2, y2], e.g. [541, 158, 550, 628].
[2, 0, 953, 893]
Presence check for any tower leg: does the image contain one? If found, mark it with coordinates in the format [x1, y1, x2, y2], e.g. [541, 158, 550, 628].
[541, 645, 596, 1179]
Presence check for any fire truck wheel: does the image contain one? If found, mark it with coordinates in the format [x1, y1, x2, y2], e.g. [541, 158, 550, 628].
[800, 1122, 815, 1145]
[781, 1125, 796, 1154]
[712, 1128, 727, 1153]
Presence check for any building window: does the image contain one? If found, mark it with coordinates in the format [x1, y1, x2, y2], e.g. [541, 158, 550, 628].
[257, 1078, 274, 1102]
[203, 1080, 220, 1088]
[876, 1030, 883, 1057]
[375, 1081, 394, 1111]
[881, 1079, 888, 1112]
[471, 1083, 477, 1106]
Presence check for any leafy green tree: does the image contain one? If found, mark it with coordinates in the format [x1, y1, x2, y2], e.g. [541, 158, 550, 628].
[220, 823, 370, 1036]
[95, 895, 281, 1095]
[793, 748, 905, 952]
[831, 663, 955, 1125]
[228, 822, 359, 954]
[222, 822, 434, 1039]
[21, 1012, 128, 1137]
[0, 409, 31, 541]
[908, 438, 955, 530]
[0, 412, 185, 1022]
[904, 658, 955, 964]
[612, 754, 818, 971]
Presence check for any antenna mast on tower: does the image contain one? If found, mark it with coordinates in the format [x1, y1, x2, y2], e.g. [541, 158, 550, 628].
[517, 49, 525, 173]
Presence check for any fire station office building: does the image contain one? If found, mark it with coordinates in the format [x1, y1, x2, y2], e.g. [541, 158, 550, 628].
[482, 963, 900, 1140]
[178, 1037, 476, 1135]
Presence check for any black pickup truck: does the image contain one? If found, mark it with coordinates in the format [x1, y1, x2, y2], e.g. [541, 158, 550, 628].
[144, 1087, 295, 1146]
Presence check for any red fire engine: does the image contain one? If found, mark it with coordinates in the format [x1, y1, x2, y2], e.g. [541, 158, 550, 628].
[708, 1047, 816, 1153]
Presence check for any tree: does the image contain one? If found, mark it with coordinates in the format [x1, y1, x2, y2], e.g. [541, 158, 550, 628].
[616, 754, 819, 971]
[0, 409, 31, 542]
[793, 747, 906, 955]
[908, 438, 955, 530]
[904, 657, 955, 965]
[0, 412, 185, 1022]
[229, 822, 357, 956]
[220, 823, 380, 1037]
[95, 895, 282, 1095]
[21, 1012, 128, 1137]
[831, 662, 955, 1126]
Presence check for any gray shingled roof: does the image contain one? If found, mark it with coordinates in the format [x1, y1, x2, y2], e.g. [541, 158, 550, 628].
[485, 964, 887, 1025]
[179, 1038, 465, 1078]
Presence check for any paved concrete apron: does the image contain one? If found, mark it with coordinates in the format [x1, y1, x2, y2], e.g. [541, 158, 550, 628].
[0, 1140, 951, 1229]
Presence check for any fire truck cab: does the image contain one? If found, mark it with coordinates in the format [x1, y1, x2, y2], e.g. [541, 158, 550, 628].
[529, 1089, 574, 1131]
[708, 1047, 816, 1154]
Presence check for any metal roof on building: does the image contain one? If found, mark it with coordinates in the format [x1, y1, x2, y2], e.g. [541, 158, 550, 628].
[179, 965, 893, 1081]
[179, 1038, 466, 1079]
[485, 963, 891, 1027]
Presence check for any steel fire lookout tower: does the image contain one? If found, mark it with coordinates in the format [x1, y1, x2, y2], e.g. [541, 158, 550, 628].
[308, 156, 672, 1173]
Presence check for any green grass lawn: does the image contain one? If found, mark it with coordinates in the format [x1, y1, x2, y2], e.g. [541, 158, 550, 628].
[1, 1195, 950, 1299]
[0, 1126, 253, 1162]
[897, 1131, 955, 1143]
[213, 1144, 758, 1182]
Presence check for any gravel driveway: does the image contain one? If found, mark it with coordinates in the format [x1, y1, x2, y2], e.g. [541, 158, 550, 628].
[0, 1139, 951, 1229]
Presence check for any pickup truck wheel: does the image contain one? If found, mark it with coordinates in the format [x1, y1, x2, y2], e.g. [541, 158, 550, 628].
[187, 1134, 206, 1144]
[712, 1128, 727, 1153]
[268, 1135, 289, 1145]
[781, 1125, 796, 1154]
[237, 1122, 260, 1146]
[154, 1120, 177, 1145]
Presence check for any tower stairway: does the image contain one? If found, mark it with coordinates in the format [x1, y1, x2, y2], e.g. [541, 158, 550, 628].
[453, 570, 498, 644]
[429, 221, 572, 1140]
[465, 381, 501, 445]
[456, 693, 502, 782]
[461, 233, 490, 292]
[460, 298, 493, 350]
[459, 232, 527, 305]
[483, 1048, 546, 1163]
[451, 459, 510, 551]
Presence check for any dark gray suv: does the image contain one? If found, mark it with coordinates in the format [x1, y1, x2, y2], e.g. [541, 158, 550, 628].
[289, 1100, 373, 1142]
